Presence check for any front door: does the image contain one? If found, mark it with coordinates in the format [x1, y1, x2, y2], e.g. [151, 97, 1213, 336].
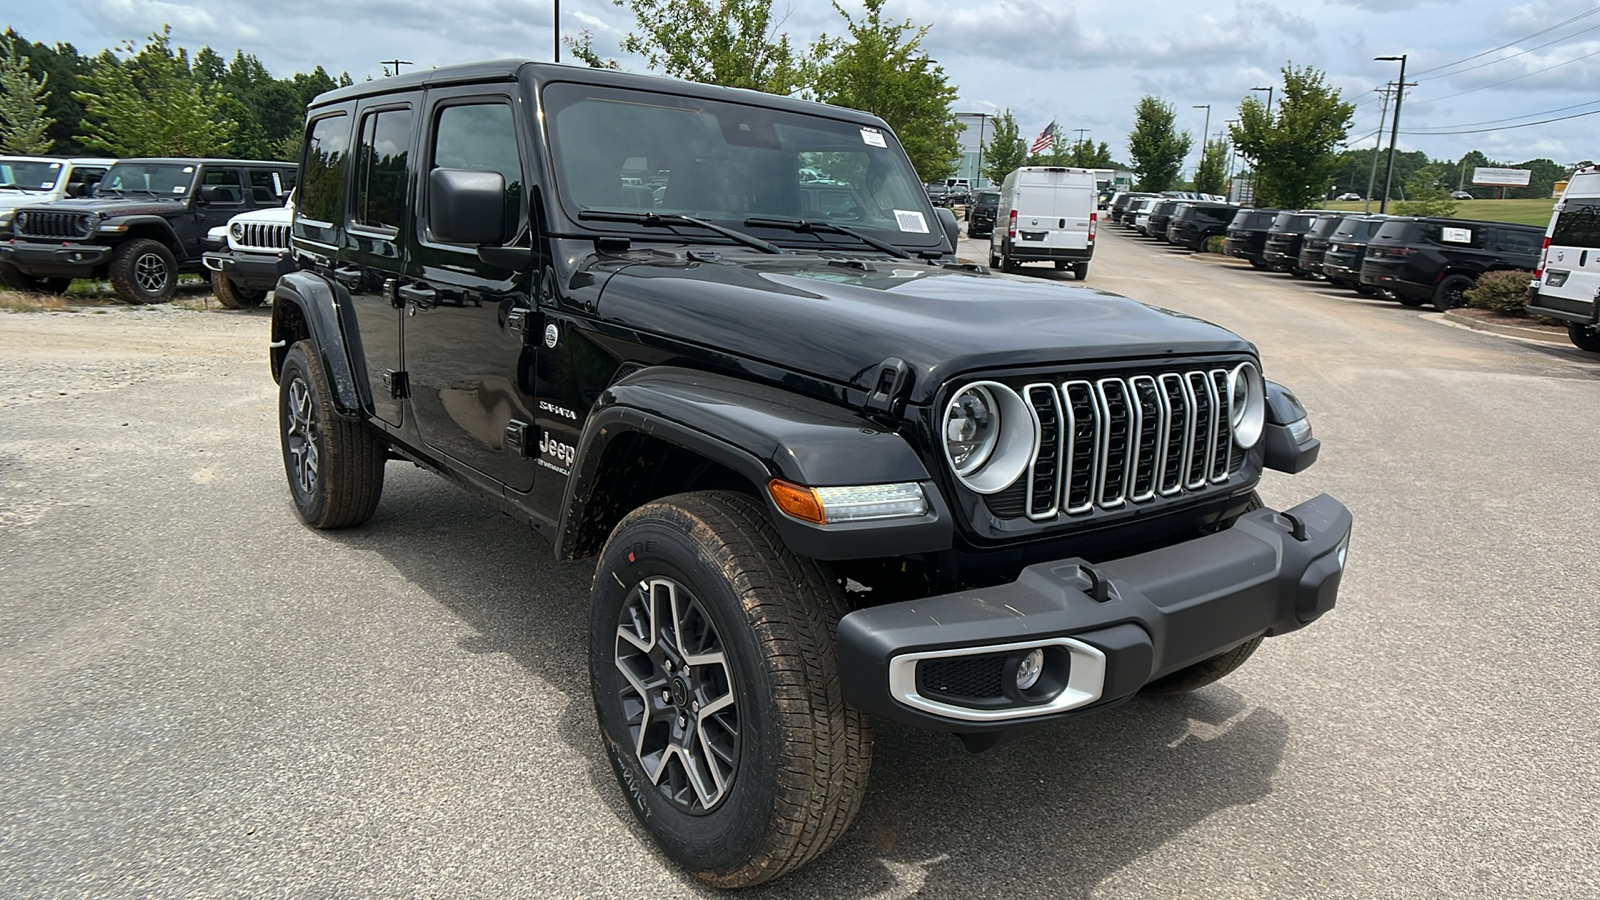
[342, 96, 419, 427]
[402, 89, 538, 492]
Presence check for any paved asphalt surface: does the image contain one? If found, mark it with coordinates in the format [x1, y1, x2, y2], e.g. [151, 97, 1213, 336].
[2, 227, 1597, 898]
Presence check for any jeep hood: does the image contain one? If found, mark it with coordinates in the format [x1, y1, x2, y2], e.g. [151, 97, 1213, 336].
[595, 254, 1253, 403]
[18, 197, 185, 218]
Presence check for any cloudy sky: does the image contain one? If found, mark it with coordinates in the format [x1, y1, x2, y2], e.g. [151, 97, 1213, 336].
[9, 0, 1600, 172]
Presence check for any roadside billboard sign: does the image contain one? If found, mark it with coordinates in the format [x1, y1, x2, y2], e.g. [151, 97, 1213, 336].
[1472, 167, 1532, 186]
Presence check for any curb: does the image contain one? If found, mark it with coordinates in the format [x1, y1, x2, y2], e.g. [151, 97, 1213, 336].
[1439, 310, 1569, 345]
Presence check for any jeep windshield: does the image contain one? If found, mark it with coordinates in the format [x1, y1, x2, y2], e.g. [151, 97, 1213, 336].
[0, 159, 64, 192]
[542, 82, 943, 253]
[97, 162, 196, 198]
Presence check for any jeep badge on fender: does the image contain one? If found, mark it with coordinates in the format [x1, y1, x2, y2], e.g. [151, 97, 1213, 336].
[267, 60, 1350, 889]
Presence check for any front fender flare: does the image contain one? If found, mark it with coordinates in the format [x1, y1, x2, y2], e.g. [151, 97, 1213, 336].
[271, 271, 367, 419]
[557, 366, 951, 561]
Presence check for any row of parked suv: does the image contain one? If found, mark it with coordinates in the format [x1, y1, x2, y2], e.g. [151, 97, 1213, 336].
[0, 154, 296, 306]
[1108, 191, 1553, 326]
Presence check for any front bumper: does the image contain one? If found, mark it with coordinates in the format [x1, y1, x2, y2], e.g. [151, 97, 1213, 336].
[1, 239, 113, 276]
[202, 249, 294, 291]
[837, 493, 1351, 731]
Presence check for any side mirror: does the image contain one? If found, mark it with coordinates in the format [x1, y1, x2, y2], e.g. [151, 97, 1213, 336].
[935, 207, 960, 253]
[429, 168, 506, 246]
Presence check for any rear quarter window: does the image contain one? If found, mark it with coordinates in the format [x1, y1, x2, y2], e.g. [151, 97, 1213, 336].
[1494, 228, 1542, 255]
[1551, 201, 1600, 249]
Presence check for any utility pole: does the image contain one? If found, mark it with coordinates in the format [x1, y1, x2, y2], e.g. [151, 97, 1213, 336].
[380, 59, 412, 78]
[1192, 104, 1210, 180]
[977, 114, 988, 186]
[1224, 119, 1239, 193]
[554, 0, 561, 62]
[1363, 83, 1393, 214]
[1376, 54, 1408, 214]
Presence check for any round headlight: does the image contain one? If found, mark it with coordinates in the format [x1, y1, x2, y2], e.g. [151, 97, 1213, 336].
[944, 386, 999, 476]
[230, 222, 245, 239]
[942, 381, 1037, 494]
[1228, 362, 1266, 449]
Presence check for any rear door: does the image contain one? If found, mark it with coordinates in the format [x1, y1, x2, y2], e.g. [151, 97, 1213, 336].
[1012, 171, 1093, 251]
[1540, 175, 1600, 305]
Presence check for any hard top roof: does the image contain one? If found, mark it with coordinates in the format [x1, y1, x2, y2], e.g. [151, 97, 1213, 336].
[0, 155, 119, 165]
[308, 59, 889, 128]
[109, 157, 293, 167]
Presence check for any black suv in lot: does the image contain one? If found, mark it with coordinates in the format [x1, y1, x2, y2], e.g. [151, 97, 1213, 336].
[1224, 208, 1280, 268]
[1320, 215, 1388, 291]
[1296, 213, 1350, 278]
[1143, 199, 1181, 241]
[1261, 211, 1324, 275]
[1109, 191, 1153, 224]
[1, 157, 295, 304]
[1360, 217, 1544, 310]
[270, 60, 1348, 888]
[1168, 202, 1240, 251]
[966, 188, 999, 237]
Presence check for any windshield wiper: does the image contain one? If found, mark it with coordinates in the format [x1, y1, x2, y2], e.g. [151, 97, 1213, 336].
[0, 183, 29, 192]
[743, 215, 913, 260]
[579, 209, 785, 255]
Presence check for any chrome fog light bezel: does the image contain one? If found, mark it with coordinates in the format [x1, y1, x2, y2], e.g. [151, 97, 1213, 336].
[888, 637, 1107, 723]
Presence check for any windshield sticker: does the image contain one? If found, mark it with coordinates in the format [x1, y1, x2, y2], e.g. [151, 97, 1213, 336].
[861, 127, 887, 148]
[49, 163, 61, 168]
[173, 186, 186, 193]
[1441, 226, 1472, 244]
[890, 269, 923, 278]
[894, 209, 929, 233]
[183, 167, 194, 173]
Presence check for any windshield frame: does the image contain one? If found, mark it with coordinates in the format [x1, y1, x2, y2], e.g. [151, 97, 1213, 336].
[538, 80, 946, 253]
[97, 162, 199, 199]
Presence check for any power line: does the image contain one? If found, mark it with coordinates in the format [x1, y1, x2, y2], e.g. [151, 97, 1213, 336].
[1408, 45, 1600, 105]
[1404, 97, 1600, 132]
[1411, 5, 1600, 76]
[1416, 20, 1600, 84]
[1399, 106, 1600, 135]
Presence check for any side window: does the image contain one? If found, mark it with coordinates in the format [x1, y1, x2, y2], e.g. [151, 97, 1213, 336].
[430, 103, 523, 242]
[1494, 229, 1541, 255]
[300, 114, 351, 225]
[249, 170, 287, 204]
[201, 167, 244, 205]
[353, 108, 415, 233]
[68, 166, 106, 186]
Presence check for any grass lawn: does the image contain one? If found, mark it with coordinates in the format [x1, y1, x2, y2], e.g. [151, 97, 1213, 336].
[1320, 198, 1556, 226]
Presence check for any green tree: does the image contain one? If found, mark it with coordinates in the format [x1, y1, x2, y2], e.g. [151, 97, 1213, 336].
[1230, 64, 1353, 209]
[565, 30, 621, 69]
[810, 0, 962, 182]
[73, 27, 234, 157]
[1068, 139, 1114, 168]
[1393, 163, 1456, 216]
[982, 110, 1027, 185]
[1127, 96, 1191, 191]
[0, 37, 55, 153]
[1193, 137, 1228, 195]
[5, 30, 93, 154]
[616, 0, 818, 94]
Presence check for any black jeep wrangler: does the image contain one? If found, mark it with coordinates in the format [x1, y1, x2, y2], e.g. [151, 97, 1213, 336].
[0, 157, 295, 304]
[270, 61, 1350, 888]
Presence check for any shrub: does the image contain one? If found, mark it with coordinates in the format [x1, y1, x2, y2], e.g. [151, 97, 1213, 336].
[1204, 235, 1225, 254]
[1464, 269, 1535, 316]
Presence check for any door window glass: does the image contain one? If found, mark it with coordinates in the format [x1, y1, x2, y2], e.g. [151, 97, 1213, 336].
[249, 169, 288, 204]
[1493, 228, 1541, 254]
[354, 108, 414, 233]
[431, 103, 522, 241]
[300, 114, 351, 225]
[201, 167, 244, 204]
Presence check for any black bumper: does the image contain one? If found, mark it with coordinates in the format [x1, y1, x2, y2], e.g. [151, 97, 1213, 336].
[1525, 288, 1598, 325]
[836, 493, 1351, 732]
[1224, 237, 1265, 263]
[1, 240, 113, 277]
[1007, 243, 1093, 263]
[202, 249, 294, 291]
[1359, 262, 1431, 299]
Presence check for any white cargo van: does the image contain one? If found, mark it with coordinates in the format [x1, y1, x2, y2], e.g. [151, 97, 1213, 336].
[988, 166, 1097, 279]
[1528, 167, 1600, 352]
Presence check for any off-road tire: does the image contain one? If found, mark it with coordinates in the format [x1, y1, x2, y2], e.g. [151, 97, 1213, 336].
[211, 272, 268, 309]
[109, 238, 178, 305]
[1570, 323, 1600, 352]
[1074, 261, 1090, 280]
[1433, 274, 1474, 312]
[590, 491, 871, 888]
[278, 341, 385, 528]
[1141, 634, 1265, 695]
[0, 263, 70, 294]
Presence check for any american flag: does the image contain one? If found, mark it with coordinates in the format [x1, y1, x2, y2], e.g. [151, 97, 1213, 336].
[1030, 121, 1057, 154]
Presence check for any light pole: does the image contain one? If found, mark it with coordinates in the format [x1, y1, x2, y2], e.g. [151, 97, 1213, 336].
[1224, 119, 1238, 188]
[1193, 104, 1210, 181]
[1250, 85, 1273, 118]
[554, 0, 561, 62]
[1375, 54, 1408, 214]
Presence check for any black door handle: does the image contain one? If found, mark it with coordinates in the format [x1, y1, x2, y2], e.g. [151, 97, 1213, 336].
[398, 284, 437, 309]
[333, 266, 362, 287]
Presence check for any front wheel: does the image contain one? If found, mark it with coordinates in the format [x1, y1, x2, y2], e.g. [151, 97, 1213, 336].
[278, 341, 386, 528]
[1570, 323, 1600, 352]
[590, 491, 871, 888]
[1433, 274, 1474, 311]
[109, 238, 178, 305]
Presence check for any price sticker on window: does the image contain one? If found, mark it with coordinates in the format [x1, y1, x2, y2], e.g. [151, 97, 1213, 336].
[861, 127, 887, 149]
[894, 209, 928, 233]
[1441, 226, 1472, 244]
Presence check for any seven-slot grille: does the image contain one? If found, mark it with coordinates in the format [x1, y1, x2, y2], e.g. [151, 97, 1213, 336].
[16, 211, 93, 240]
[1018, 368, 1240, 520]
[233, 221, 290, 251]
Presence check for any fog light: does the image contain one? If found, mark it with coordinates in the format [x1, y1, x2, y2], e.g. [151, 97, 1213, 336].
[1015, 648, 1044, 690]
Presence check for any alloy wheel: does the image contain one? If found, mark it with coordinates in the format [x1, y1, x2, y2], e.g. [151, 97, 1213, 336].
[285, 376, 320, 497]
[134, 252, 169, 293]
[614, 576, 739, 814]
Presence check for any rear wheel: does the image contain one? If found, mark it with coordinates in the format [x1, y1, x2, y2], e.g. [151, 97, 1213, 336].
[1074, 262, 1090, 280]
[591, 491, 871, 887]
[109, 238, 177, 305]
[278, 341, 386, 528]
[211, 272, 268, 309]
[1570, 323, 1600, 352]
[1432, 274, 1474, 311]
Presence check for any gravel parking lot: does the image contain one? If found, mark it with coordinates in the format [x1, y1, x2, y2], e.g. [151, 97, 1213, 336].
[2, 230, 1597, 898]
